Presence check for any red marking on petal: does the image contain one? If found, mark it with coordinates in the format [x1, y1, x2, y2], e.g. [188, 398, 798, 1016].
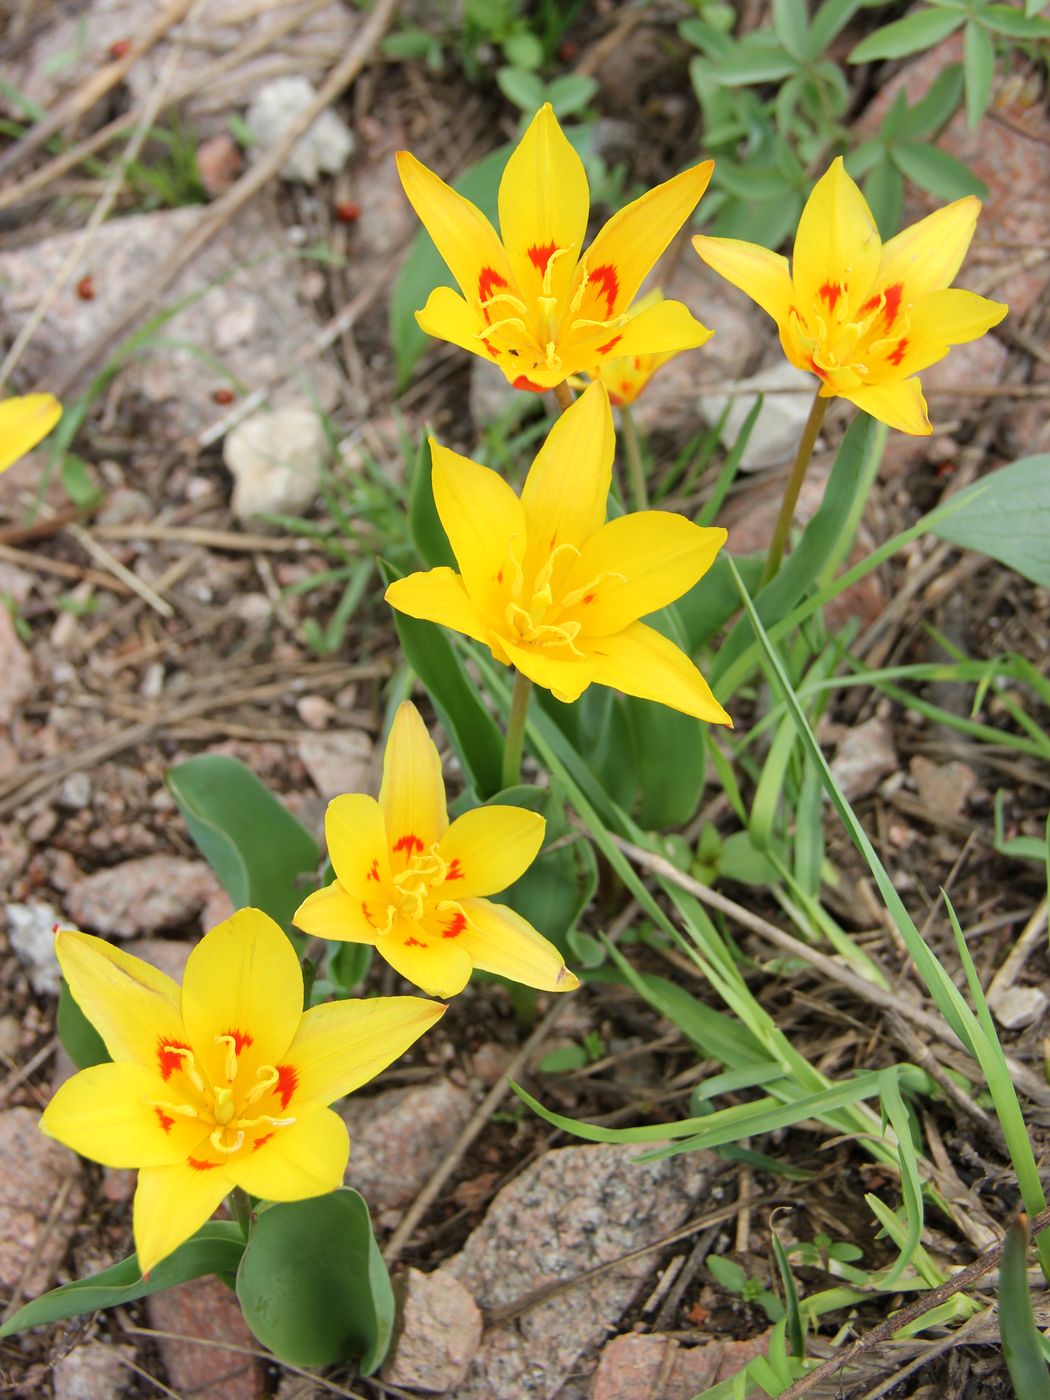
[445, 859, 464, 881]
[442, 912, 467, 940]
[818, 281, 842, 313]
[394, 833, 425, 857]
[481, 337, 500, 358]
[590, 264, 618, 316]
[187, 1157, 219, 1172]
[496, 568, 503, 585]
[157, 1039, 191, 1083]
[512, 375, 545, 392]
[155, 1107, 175, 1135]
[883, 283, 903, 328]
[404, 936, 427, 948]
[888, 337, 908, 366]
[478, 267, 508, 323]
[275, 1064, 298, 1110]
[225, 1029, 253, 1055]
[609, 392, 624, 406]
[807, 355, 827, 380]
[581, 592, 595, 604]
[252, 1133, 275, 1153]
[366, 859, 381, 882]
[527, 242, 557, 275]
[596, 333, 622, 356]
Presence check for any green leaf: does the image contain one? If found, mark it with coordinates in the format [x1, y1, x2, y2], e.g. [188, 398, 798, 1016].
[409, 432, 455, 569]
[980, 4, 1050, 37]
[496, 65, 545, 112]
[863, 158, 904, 238]
[892, 64, 964, 137]
[707, 1254, 749, 1292]
[929, 455, 1050, 587]
[327, 940, 372, 993]
[538, 1043, 588, 1073]
[496, 783, 599, 949]
[382, 28, 438, 60]
[0, 1224, 245, 1336]
[714, 35, 798, 85]
[771, 1232, 805, 1358]
[166, 755, 319, 928]
[236, 1190, 393, 1372]
[809, 0, 867, 53]
[60, 455, 103, 511]
[849, 8, 964, 61]
[1001, 1217, 1050, 1398]
[56, 978, 109, 1069]
[379, 560, 504, 798]
[891, 142, 987, 200]
[963, 20, 995, 128]
[773, 0, 810, 59]
[545, 73, 599, 118]
[502, 30, 543, 69]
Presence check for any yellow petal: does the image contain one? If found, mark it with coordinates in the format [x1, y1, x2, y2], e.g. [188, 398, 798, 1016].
[691, 235, 793, 325]
[792, 157, 881, 321]
[438, 805, 545, 898]
[586, 296, 712, 364]
[877, 196, 980, 301]
[584, 620, 732, 723]
[294, 880, 378, 945]
[376, 921, 474, 998]
[133, 1158, 231, 1276]
[282, 996, 446, 1106]
[324, 793, 391, 903]
[380, 701, 449, 863]
[385, 567, 494, 648]
[181, 907, 303, 1090]
[415, 285, 503, 370]
[520, 380, 614, 585]
[499, 103, 588, 315]
[0, 393, 62, 473]
[839, 378, 932, 436]
[872, 287, 1007, 378]
[565, 513, 727, 637]
[225, 1103, 348, 1200]
[396, 150, 514, 307]
[431, 441, 526, 621]
[500, 632, 596, 704]
[56, 929, 185, 1074]
[459, 898, 580, 993]
[41, 1062, 198, 1168]
[578, 160, 714, 317]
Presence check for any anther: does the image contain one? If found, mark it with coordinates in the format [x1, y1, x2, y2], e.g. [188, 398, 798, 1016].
[147, 1099, 199, 1119]
[244, 1065, 279, 1106]
[213, 1086, 235, 1126]
[236, 1113, 296, 1130]
[209, 1128, 245, 1155]
[214, 1034, 239, 1083]
[476, 315, 527, 340]
[168, 1046, 205, 1094]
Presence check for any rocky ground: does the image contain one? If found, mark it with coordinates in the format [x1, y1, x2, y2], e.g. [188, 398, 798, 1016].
[0, 2, 1048, 1398]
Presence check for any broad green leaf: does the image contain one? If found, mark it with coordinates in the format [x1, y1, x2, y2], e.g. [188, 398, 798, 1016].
[963, 20, 995, 128]
[57, 978, 109, 1069]
[714, 35, 799, 84]
[236, 1190, 393, 1372]
[707, 1254, 749, 1292]
[0, 1224, 245, 1336]
[864, 157, 904, 237]
[379, 560, 504, 798]
[409, 431, 455, 569]
[495, 782, 599, 951]
[929, 455, 1050, 587]
[892, 142, 987, 201]
[1000, 1218, 1050, 1398]
[849, 8, 964, 61]
[538, 1044, 588, 1073]
[545, 73, 599, 117]
[327, 940, 372, 993]
[166, 755, 318, 928]
[893, 64, 964, 138]
[809, 0, 867, 53]
[773, 0, 810, 59]
[980, 4, 1050, 36]
[502, 30, 543, 70]
[496, 65, 545, 112]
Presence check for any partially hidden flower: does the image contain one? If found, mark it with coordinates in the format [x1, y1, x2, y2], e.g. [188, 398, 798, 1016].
[0, 393, 62, 472]
[385, 381, 731, 724]
[577, 290, 684, 405]
[295, 701, 579, 1000]
[397, 103, 714, 391]
[41, 909, 444, 1274]
[692, 157, 1007, 435]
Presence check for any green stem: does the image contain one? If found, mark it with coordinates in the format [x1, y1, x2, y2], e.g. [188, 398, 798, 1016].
[759, 390, 828, 588]
[620, 403, 649, 510]
[229, 1186, 253, 1240]
[501, 670, 532, 790]
[552, 380, 574, 413]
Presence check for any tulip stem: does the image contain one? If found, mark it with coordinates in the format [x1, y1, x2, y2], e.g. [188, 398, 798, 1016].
[552, 381, 574, 413]
[620, 404, 649, 510]
[230, 1186, 253, 1240]
[502, 670, 532, 790]
[760, 390, 828, 588]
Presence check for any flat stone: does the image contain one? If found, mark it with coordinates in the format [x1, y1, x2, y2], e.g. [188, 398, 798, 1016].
[909, 756, 976, 819]
[246, 75, 355, 184]
[990, 984, 1049, 1031]
[382, 1266, 483, 1392]
[147, 1274, 266, 1400]
[699, 361, 817, 472]
[224, 407, 331, 523]
[298, 729, 373, 803]
[5, 900, 63, 996]
[445, 1141, 717, 1399]
[591, 1330, 773, 1399]
[829, 718, 897, 803]
[0, 1107, 84, 1297]
[122, 936, 193, 984]
[341, 1079, 475, 1211]
[53, 1340, 135, 1400]
[65, 855, 223, 937]
[0, 605, 33, 727]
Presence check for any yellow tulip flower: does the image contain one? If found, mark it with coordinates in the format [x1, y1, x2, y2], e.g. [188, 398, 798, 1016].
[0, 393, 62, 472]
[582, 291, 683, 405]
[693, 157, 1008, 435]
[295, 701, 579, 1000]
[397, 103, 714, 392]
[41, 909, 444, 1274]
[385, 381, 731, 724]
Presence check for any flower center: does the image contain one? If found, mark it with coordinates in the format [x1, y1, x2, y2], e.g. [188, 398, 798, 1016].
[496, 541, 624, 656]
[148, 1039, 296, 1160]
[789, 282, 912, 388]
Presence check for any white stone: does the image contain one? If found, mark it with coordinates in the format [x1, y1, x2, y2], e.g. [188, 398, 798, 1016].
[5, 901, 62, 996]
[224, 408, 330, 523]
[246, 75, 355, 184]
[698, 361, 817, 472]
[990, 985, 1049, 1030]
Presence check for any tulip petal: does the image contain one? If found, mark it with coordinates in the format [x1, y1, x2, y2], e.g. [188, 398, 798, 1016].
[431, 442, 527, 621]
[499, 633, 595, 704]
[376, 919, 474, 998]
[872, 287, 1007, 378]
[792, 157, 881, 321]
[565, 513, 727, 637]
[584, 620, 732, 723]
[133, 1157, 231, 1276]
[877, 196, 980, 301]
[56, 930, 185, 1074]
[385, 567, 495, 650]
[380, 701, 449, 863]
[282, 996, 446, 1106]
[41, 1062, 200, 1168]
[181, 908, 303, 1089]
[415, 285, 503, 368]
[324, 793, 391, 903]
[839, 378, 932, 436]
[226, 1103, 348, 1201]
[459, 898, 579, 993]
[691, 235, 793, 326]
[294, 880, 378, 945]
[580, 160, 714, 317]
[499, 103, 589, 315]
[0, 394, 62, 473]
[438, 805, 545, 898]
[584, 296, 712, 364]
[397, 151, 515, 308]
